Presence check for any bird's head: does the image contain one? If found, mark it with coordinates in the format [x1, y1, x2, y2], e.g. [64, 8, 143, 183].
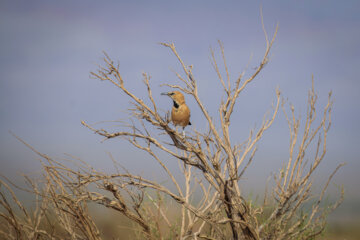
[161, 91, 185, 105]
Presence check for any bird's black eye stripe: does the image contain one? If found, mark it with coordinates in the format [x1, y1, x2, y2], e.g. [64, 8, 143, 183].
[169, 92, 174, 96]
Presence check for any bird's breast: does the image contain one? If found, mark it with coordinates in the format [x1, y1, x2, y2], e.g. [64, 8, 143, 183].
[171, 104, 191, 127]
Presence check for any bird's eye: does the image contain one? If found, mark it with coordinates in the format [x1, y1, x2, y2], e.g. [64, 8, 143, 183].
[169, 92, 174, 96]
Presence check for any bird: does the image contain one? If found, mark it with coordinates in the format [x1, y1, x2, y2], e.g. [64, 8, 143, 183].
[161, 91, 191, 136]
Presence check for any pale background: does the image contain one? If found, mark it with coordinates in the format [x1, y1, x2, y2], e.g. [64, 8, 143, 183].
[1, 0, 359, 224]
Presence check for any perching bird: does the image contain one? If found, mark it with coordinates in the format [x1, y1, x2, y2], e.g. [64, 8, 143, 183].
[161, 91, 191, 136]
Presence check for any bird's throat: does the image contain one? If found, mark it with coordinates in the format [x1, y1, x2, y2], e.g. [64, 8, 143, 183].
[173, 101, 179, 109]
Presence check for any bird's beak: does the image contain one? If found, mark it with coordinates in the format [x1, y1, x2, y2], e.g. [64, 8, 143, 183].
[161, 92, 169, 96]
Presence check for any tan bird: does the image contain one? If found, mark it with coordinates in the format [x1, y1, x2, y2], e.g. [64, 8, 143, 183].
[161, 91, 191, 135]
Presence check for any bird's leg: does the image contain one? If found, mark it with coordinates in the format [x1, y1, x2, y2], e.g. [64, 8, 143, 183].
[175, 126, 180, 135]
[182, 127, 186, 138]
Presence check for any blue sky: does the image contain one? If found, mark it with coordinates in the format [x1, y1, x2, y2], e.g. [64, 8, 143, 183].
[1, 0, 359, 217]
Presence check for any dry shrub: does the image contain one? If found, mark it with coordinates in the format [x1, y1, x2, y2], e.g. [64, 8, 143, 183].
[0, 19, 344, 240]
